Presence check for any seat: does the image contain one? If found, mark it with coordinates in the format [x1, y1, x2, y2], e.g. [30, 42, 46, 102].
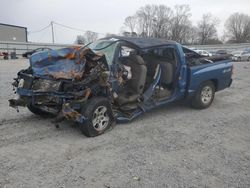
[159, 62, 173, 87]
[117, 55, 147, 105]
[144, 57, 174, 88]
[153, 62, 173, 99]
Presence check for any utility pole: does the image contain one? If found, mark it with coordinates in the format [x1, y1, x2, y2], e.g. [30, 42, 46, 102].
[51, 21, 55, 44]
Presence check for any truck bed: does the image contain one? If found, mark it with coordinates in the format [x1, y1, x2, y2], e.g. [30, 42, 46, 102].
[187, 57, 233, 96]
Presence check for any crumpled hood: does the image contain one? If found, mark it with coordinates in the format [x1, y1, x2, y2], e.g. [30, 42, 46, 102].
[30, 47, 104, 80]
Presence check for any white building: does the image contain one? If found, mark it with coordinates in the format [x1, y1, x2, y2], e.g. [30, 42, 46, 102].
[0, 23, 27, 42]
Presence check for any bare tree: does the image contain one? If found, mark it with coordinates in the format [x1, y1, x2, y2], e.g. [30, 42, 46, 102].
[75, 35, 86, 44]
[122, 31, 131, 37]
[183, 25, 198, 44]
[135, 5, 157, 37]
[152, 5, 173, 38]
[122, 4, 198, 44]
[225, 12, 250, 43]
[84, 31, 98, 43]
[124, 4, 172, 38]
[169, 5, 192, 43]
[121, 31, 137, 37]
[124, 16, 137, 33]
[105, 33, 117, 37]
[197, 13, 219, 44]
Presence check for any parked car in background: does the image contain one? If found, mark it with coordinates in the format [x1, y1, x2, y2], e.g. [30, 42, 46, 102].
[215, 50, 229, 55]
[209, 51, 216, 56]
[231, 50, 241, 55]
[0, 52, 9, 60]
[22, 48, 52, 58]
[232, 51, 250, 61]
[245, 48, 250, 53]
[241, 52, 250, 61]
[194, 50, 212, 57]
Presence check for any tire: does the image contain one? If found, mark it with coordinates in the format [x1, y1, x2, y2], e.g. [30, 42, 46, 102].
[248, 57, 250, 61]
[79, 97, 115, 137]
[237, 57, 241, 62]
[191, 81, 215, 109]
[27, 104, 57, 118]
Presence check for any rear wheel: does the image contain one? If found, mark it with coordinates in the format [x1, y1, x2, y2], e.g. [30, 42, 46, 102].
[191, 81, 215, 109]
[79, 97, 115, 137]
[247, 57, 250, 61]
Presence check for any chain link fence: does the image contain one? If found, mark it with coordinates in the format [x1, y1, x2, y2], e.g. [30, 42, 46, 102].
[187, 43, 250, 52]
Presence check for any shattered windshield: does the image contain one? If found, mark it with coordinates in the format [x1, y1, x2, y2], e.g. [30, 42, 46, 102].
[88, 40, 118, 65]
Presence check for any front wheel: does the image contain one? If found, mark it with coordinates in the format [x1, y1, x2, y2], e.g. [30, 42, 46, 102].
[191, 81, 215, 109]
[79, 97, 115, 137]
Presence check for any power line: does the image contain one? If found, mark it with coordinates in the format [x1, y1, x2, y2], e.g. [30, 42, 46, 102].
[27, 21, 109, 43]
[27, 21, 107, 36]
[28, 24, 51, 34]
[53, 22, 86, 32]
[53, 21, 106, 35]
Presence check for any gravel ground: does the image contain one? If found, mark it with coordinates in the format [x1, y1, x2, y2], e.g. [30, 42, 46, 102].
[0, 59, 249, 188]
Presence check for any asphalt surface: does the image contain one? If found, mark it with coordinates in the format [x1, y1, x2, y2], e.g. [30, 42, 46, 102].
[0, 59, 249, 188]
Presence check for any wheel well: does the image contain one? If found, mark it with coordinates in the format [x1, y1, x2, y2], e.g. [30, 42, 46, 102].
[210, 79, 218, 91]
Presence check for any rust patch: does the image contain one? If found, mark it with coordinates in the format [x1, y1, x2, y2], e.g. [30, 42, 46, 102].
[65, 53, 75, 59]
[62, 103, 82, 120]
[61, 88, 91, 121]
[51, 70, 84, 80]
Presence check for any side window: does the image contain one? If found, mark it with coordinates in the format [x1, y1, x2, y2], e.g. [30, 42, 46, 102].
[147, 48, 160, 56]
[182, 47, 200, 58]
[145, 48, 177, 62]
[143, 47, 179, 67]
[161, 48, 175, 60]
[120, 46, 136, 57]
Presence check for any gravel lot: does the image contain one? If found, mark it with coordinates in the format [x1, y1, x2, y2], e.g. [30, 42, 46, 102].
[0, 59, 249, 188]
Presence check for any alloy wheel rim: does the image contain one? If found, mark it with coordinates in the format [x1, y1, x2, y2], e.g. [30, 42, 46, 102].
[201, 86, 213, 104]
[92, 106, 109, 131]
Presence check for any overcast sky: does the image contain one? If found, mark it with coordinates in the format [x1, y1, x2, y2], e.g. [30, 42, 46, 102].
[1, 0, 250, 44]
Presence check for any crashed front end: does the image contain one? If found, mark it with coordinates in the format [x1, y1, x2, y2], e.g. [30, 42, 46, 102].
[9, 47, 110, 123]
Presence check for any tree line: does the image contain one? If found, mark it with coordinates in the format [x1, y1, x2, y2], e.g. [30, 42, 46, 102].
[75, 4, 250, 45]
[75, 30, 99, 45]
[122, 4, 250, 44]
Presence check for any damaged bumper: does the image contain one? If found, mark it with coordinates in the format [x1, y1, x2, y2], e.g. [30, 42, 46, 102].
[9, 88, 89, 124]
[9, 73, 90, 124]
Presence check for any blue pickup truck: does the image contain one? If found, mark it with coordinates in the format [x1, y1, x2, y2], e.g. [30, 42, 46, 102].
[9, 37, 233, 137]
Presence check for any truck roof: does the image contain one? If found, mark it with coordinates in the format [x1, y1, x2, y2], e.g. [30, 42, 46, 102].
[102, 36, 177, 49]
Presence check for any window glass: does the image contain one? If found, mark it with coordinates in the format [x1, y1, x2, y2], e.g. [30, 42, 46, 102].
[120, 46, 135, 57]
[89, 40, 118, 65]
